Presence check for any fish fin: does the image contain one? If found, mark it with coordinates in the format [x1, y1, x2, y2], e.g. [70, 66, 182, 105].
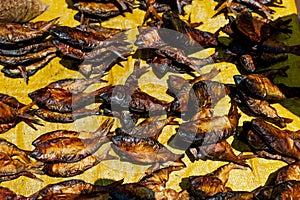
[278, 117, 293, 128]
[17, 66, 29, 84]
[146, 163, 161, 175]
[99, 146, 118, 161]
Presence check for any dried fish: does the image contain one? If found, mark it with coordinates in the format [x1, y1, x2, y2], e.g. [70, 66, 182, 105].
[0, 186, 25, 200]
[42, 147, 116, 177]
[74, 2, 132, 18]
[0, 153, 43, 182]
[160, 11, 219, 52]
[0, 138, 31, 163]
[266, 161, 300, 185]
[77, 0, 135, 12]
[182, 163, 245, 199]
[214, 0, 280, 18]
[0, 0, 48, 23]
[49, 25, 128, 50]
[0, 40, 54, 56]
[168, 68, 221, 119]
[121, 116, 178, 140]
[1, 53, 56, 84]
[175, 103, 240, 147]
[30, 119, 113, 163]
[138, 0, 192, 23]
[111, 133, 185, 173]
[270, 181, 300, 199]
[34, 107, 99, 123]
[96, 62, 173, 117]
[234, 74, 286, 102]
[231, 88, 292, 128]
[135, 26, 166, 48]
[167, 68, 220, 97]
[0, 94, 39, 133]
[28, 75, 106, 113]
[248, 119, 300, 160]
[188, 140, 254, 166]
[32, 122, 109, 146]
[0, 18, 58, 44]
[0, 47, 57, 66]
[30, 179, 123, 200]
[240, 123, 295, 163]
[139, 165, 189, 199]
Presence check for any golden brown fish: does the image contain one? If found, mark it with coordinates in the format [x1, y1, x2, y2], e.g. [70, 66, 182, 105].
[42, 146, 116, 177]
[28, 75, 106, 113]
[111, 133, 185, 173]
[30, 119, 113, 163]
[234, 74, 286, 102]
[0, 94, 39, 133]
[183, 163, 245, 199]
[0, 18, 58, 44]
[0, 153, 43, 182]
[188, 140, 254, 166]
[34, 107, 99, 123]
[1, 53, 56, 84]
[249, 119, 300, 160]
[0, 186, 25, 200]
[175, 103, 240, 147]
[29, 179, 123, 200]
[232, 88, 292, 128]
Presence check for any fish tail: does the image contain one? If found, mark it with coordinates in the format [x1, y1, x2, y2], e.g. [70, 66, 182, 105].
[283, 117, 293, 123]
[237, 154, 257, 169]
[41, 17, 59, 32]
[95, 146, 118, 161]
[25, 161, 45, 176]
[174, 154, 186, 167]
[94, 118, 115, 136]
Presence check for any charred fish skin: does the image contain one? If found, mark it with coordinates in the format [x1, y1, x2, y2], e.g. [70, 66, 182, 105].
[49, 25, 128, 50]
[30, 119, 113, 163]
[42, 147, 116, 177]
[187, 140, 252, 166]
[176, 103, 240, 147]
[0, 186, 26, 200]
[111, 133, 185, 172]
[250, 118, 300, 160]
[0, 18, 58, 45]
[231, 88, 292, 128]
[182, 163, 245, 199]
[0, 95, 39, 133]
[270, 180, 300, 199]
[30, 179, 123, 200]
[33, 107, 98, 123]
[234, 74, 286, 102]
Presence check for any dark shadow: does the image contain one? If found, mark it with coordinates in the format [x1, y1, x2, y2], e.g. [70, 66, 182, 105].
[274, 14, 300, 117]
